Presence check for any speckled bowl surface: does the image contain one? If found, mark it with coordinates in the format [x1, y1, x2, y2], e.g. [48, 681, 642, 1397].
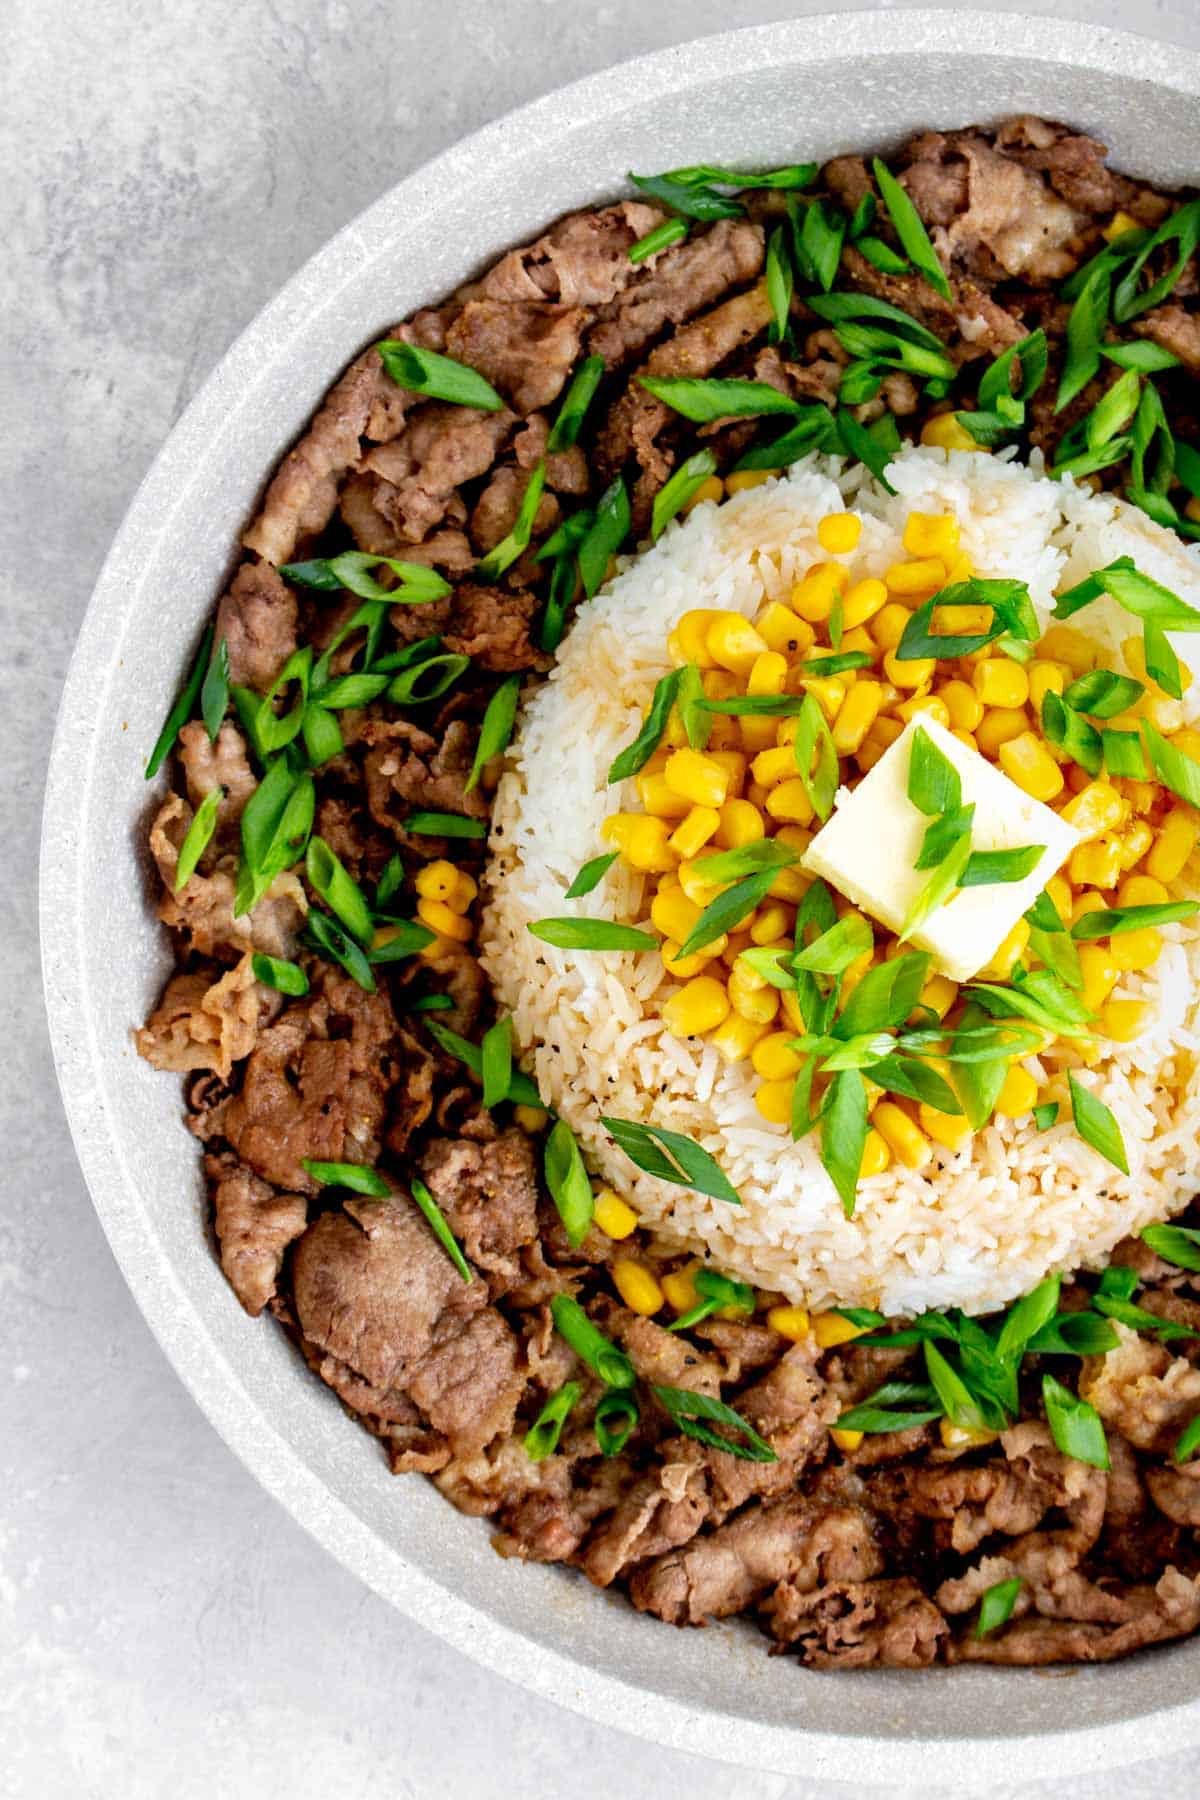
[40, 12, 1200, 1781]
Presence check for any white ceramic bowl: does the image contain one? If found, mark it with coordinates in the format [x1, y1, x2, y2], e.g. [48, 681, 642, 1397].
[41, 12, 1200, 1781]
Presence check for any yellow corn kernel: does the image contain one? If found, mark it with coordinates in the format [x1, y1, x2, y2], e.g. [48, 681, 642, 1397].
[973, 658, 1030, 709]
[873, 1101, 933, 1171]
[1104, 208, 1141, 241]
[751, 744, 798, 788]
[711, 1012, 770, 1063]
[749, 904, 792, 947]
[791, 562, 850, 623]
[939, 678, 984, 732]
[707, 716, 742, 753]
[721, 928, 754, 967]
[1118, 873, 1168, 907]
[704, 751, 746, 799]
[951, 728, 979, 754]
[756, 601, 816, 657]
[635, 771, 692, 819]
[1147, 807, 1200, 883]
[796, 675, 847, 724]
[1071, 891, 1107, 928]
[831, 679, 884, 754]
[650, 885, 701, 943]
[882, 648, 936, 690]
[747, 650, 789, 697]
[842, 577, 888, 631]
[895, 694, 951, 730]
[612, 1259, 664, 1317]
[737, 714, 778, 755]
[662, 975, 730, 1037]
[858, 1128, 889, 1178]
[1116, 820, 1153, 872]
[919, 973, 959, 1020]
[827, 1427, 864, 1454]
[818, 510, 863, 555]
[668, 608, 720, 668]
[998, 731, 1066, 803]
[714, 798, 765, 851]
[934, 603, 994, 637]
[922, 412, 985, 453]
[766, 779, 816, 825]
[885, 557, 946, 597]
[940, 1419, 999, 1451]
[919, 1103, 972, 1150]
[663, 747, 730, 809]
[840, 626, 875, 659]
[729, 979, 779, 1026]
[661, 1265, 700, 1314]
[661, 938, 721, 978]
[903, 511, 960, 560]
[1068, 835, 1123, 890]
[1110, 926, 1162, 971]
[1145, 695, 1186, 734]
[1038, 624, 1096, 676]
[1078, 944, 1121, 1012]
[755, 1078, 795, 1125]
[417, 896, 474, 942]
[869, 602, 912, 656]
[1046, 873, 1073, 918]
[1061, 779, 1127, 841]
[767, 1304, 811, 1341]
[839, 946, 875, 1001]
[1028, 660, 1068, 712]
[445, 869, 478, 914]
[943, 551, 975, 586]
[1122, 779, 1160, 816]
[996, 1065, 1039, 1118]
[513, 1103, 549, 1133]
[414, 859, 458, 903]
[593, 1188, 638, 1239]
[627, 816, 681, 873]
[752, 1031, 804, 1081]
[812, 1313, 866, 1349]
[706, 612, 769, 675]
[974, 707, 1029, 757]
[702, 668, 741, 703]
[1100, 998, 1150, 1042]
[681, 474, 724, 514]
[669, 805, 720, 860]
[725, 468, 772, 494]
[982, 918, 1031, 980]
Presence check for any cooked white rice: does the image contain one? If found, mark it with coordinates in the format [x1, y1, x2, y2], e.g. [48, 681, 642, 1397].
[481, 446, 1200, 1316]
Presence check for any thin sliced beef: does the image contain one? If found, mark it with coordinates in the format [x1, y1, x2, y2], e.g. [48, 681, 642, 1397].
[579, 1457, 712, 1589]
[416, 940, 486, 1038]
[472, 200, 663, 306]
[839, 244, 1025, 360]
[513, 412, 589, 493]
[360, 716, 489, 844]
[358, 403, 515, 544]
[588, 218, 765, 366]
[470, 466, 560, 556]
[901, 131, 1085, 281]
[242, 346, 410, 564]
[214, 560, 298, 693]
[764, 1576, 947, 1667]
[150, 796, 307, 962]
[207, 1154, 307, 1316]
[949, 1568, 1200, 1665]
[1146, 1461, 1200, 1527]
[197, 970, 400, 1193]
[417, 1130, 540, 1295]
[446, 302, 586, 415]
[176, 721, 257, 848]
[441, 585, 549, 672]
[1080, 1322, 1200, 1454]
[136, 954, 279, 1080]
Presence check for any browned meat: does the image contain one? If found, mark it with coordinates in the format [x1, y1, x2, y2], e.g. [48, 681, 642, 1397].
[136, 954, 279, 1079]
[208, 1155, 307, 1316]
[150, 795, 307, 962]
[1134, 304, 1200, 372]
[950, 1568, 1200, 1665]
[632, 1493, 881, 1626]
[821, 155, 874, 218]
[215, 560, 298, 692]
[588, 218, 765, 367]
[441, 585, 550, 673]
[446, 302, 586, 415]
[417, 1130, 540, 1295]
[198, 970, 400, 1193]
[473, 200, 663, 306]
[839, 244, 1025, 360]
[360, 717, 489, 842]
[765, 1576, 947, 1667]
[1081, 1324, 1200, 1454]
[1146, 1461, 1200, 1526]
[469, 466, 560, 555]
[996, 116, 1171, 225]
[243, 346, 409, 564]
[579, 1459, 711, 1588]
[176, 721, 257, 846]
[359, 404, 515, 543]
[418, 940, 487, 1038]
[338, 472, 479, 567]
[513, 412, 589, 493]
[902, 131, 1084, 281]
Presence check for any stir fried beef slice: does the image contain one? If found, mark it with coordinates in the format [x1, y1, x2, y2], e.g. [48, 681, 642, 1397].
[995, 116, 1171, 225]
[152, 815, 307, 963]
[470, 465, 560, 555]
[360, 716, 489, 842]
[242, 345, 412, 565]
[1146, 1461, 1200, 1528]
[357, 403, 517, 545]
[214, 559, 298, 692]
[206, 1153, 308, 1317]
[1134, 303, 1200, 373]
[578, 1456, 713, 1589]
[471, 200, 663, 307]
[632, 1490, 882, 1627]
[897, 130, 1087, 282]
[441, 584, 549, 673]
[765, 1575, 948, 1667]
[176, 721, 257, 847]
[292, 1193, 523, 1457]
[587, 217, 765, 367]
[198, 968, 400, 1193]
[417, 1130, 540, 1295]
[446, 302, 587, 416]
[1081, 1322, 1200, 1455]
[136, 953, 280, 1080]
[950, 1568, 1200, 1666]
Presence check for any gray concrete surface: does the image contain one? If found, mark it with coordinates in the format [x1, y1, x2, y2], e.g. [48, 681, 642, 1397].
[5, 1, 1200, 1793]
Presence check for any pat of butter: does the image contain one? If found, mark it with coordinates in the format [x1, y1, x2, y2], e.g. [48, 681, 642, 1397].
[801, 717, 1079, 983]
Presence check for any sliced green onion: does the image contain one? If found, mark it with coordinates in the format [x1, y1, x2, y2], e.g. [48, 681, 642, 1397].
[662, 162, 817, 192]
[1033, 1101, 1060, 1130]
[692, 839, 798, 883]
[870, 157, 951, 299]
[564, 852, 618, 899]
[608, 669, 682, 783]
[1102, 728, 1148, 779]
[960, 846, 1045, 887]
[1069, 1072, 1129, 1175]
[366, 921, 434, 963]
[1141, 1222, 1200, 1272]
[1063, 669, 1144, 718]
[765, 224, 793, 343]
[375, 340, 504, 411]
[403, 810, 488, 839]
[1055, 265, 1111, 413]
[480, 1015, 513, 1110]
[304, 837, 374, 944]
[651, 1384, 777, 1463]
[1042, 693, 1102, 777]
[280, 551, 451, 604]
[600, 1116, 740, 1205]
[577, 477, 631, 600]
[251, 953, 310, 996]
[465, 675, 521, 794]
[835, 406, 896, 491]
[235, 762, 315, 915]
[524, 1381, 583, 1461]
[547, 355, 605, 452]
[792, 691, 839, 822]
[1071, 900, 1200, 939]
[638, 375, 808, 424]
[424, 1018, 542, 1107]
[821, 1069, 869, 1217]
[975, 1577, 1023, 1639]
[387, 652, 471, 705]
[734, 407, 835, 472]
[792, 913, 874, 975]
[201, 637, 231, 741]
[676, 662, 711, 750]
[550, 1293, 635, 1387]
[301, 702, 345, 769]
[627, 170, 743, 221]
[1141, 719, 1200, 808]
[651, 450, 718, 541]
[302, 1158, 390, 1196]
[677, 866, 780, 960]
[303, 908, 376, 993]
[410, 1174, 473, 1280]
[476, 461, 547, 582]
[629, 217, 688, 263]
[145, 624, 213, 779]
[1112, 198, 1200, 322]
[527, 918, 657, 953]
[1042, 1372, 1109, 1468]
[593, 1389, 639, 1457]
[174, 786, 224, 891]
[1174, 1414, 1200, 1465]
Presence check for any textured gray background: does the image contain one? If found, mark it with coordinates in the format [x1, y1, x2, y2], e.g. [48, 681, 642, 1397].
[6, 1, 1200, 1794]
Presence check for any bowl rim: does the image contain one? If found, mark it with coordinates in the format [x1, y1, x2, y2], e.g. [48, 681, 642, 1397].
[41, 9, 1200, 1781]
